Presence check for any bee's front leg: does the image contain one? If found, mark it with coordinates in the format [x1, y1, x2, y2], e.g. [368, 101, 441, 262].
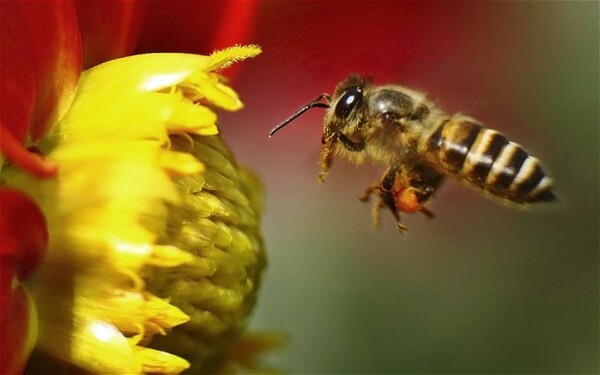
[318, 133, 338, 183]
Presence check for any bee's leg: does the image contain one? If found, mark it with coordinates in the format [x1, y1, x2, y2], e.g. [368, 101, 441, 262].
[413, 185, 436, 218]
[318, 133, 337, 182]
[382, 191, 408, 233]
[358, 184, 378, 202]
[369, 195, 383, 228]
[419, 206, 435, 218]
[394, 186, 435, 219]
[361, 163, 408, 233]
[406, 164, 444, 219]
[359, 183, 387, 228]
[380, 166, 407, 232]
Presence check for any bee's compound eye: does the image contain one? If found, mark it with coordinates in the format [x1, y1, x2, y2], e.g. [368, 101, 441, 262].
[335, 87, 363, 119]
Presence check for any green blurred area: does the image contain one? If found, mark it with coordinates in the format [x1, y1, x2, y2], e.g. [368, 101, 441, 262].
[236, 2, 599, 373]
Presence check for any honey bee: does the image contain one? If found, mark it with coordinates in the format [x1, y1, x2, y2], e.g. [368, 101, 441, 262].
[269, 75, 556, 232]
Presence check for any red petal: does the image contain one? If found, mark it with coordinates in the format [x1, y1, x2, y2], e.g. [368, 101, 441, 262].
[208, 0, 259, 50]
[0, 188, 48, 282]
[0, 189, 45, 368]
[136, 2, 259, 81]
[0, 1, 37, 144]
[1, 1, 80, 177]
[15, 1, 82, 141]
[76, 0, 145, 69]
[0, 125, 58, 178]
[0, 286, 37, 375]
[136, 2, 221, 54]
[0, 260, 16, 319]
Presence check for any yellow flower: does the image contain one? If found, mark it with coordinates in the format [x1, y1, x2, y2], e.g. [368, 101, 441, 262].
[2, 45, 270, 374]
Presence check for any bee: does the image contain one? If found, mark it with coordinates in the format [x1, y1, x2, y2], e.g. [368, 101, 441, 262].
[269, 75, 556, 232]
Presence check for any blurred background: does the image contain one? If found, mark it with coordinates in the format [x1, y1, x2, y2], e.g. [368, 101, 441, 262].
[137, 2, 598, 373]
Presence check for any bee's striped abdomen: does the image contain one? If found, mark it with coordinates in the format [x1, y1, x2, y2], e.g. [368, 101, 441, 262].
[426, 118, 555, 203]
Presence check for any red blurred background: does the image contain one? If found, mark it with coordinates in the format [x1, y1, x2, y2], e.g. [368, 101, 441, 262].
[132, 2, 598, 373]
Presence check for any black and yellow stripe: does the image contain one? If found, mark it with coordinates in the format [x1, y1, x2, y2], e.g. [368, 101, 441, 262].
[426, 118, 555, 203]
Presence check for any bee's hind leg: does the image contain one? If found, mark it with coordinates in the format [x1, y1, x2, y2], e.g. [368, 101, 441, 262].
[419, 205, 435, 218]
[381, 193, 408, 233]
[359, 164, 409, 233]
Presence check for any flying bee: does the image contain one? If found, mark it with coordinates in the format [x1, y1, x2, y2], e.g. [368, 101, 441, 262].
[269, 75, 556, 232]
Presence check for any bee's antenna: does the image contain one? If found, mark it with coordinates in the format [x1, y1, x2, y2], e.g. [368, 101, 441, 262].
[268, 93, 332, 137]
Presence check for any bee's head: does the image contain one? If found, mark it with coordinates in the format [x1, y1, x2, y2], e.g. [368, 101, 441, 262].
[323, 75, 371, 152]
[268, 75, 370, 152]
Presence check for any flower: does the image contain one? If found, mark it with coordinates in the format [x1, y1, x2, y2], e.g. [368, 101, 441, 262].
[2, 2, 280, 373]
[3, 45, 265, 374]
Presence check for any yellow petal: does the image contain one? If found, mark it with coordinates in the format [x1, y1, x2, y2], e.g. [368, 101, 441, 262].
[134, 346, 190, 374]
